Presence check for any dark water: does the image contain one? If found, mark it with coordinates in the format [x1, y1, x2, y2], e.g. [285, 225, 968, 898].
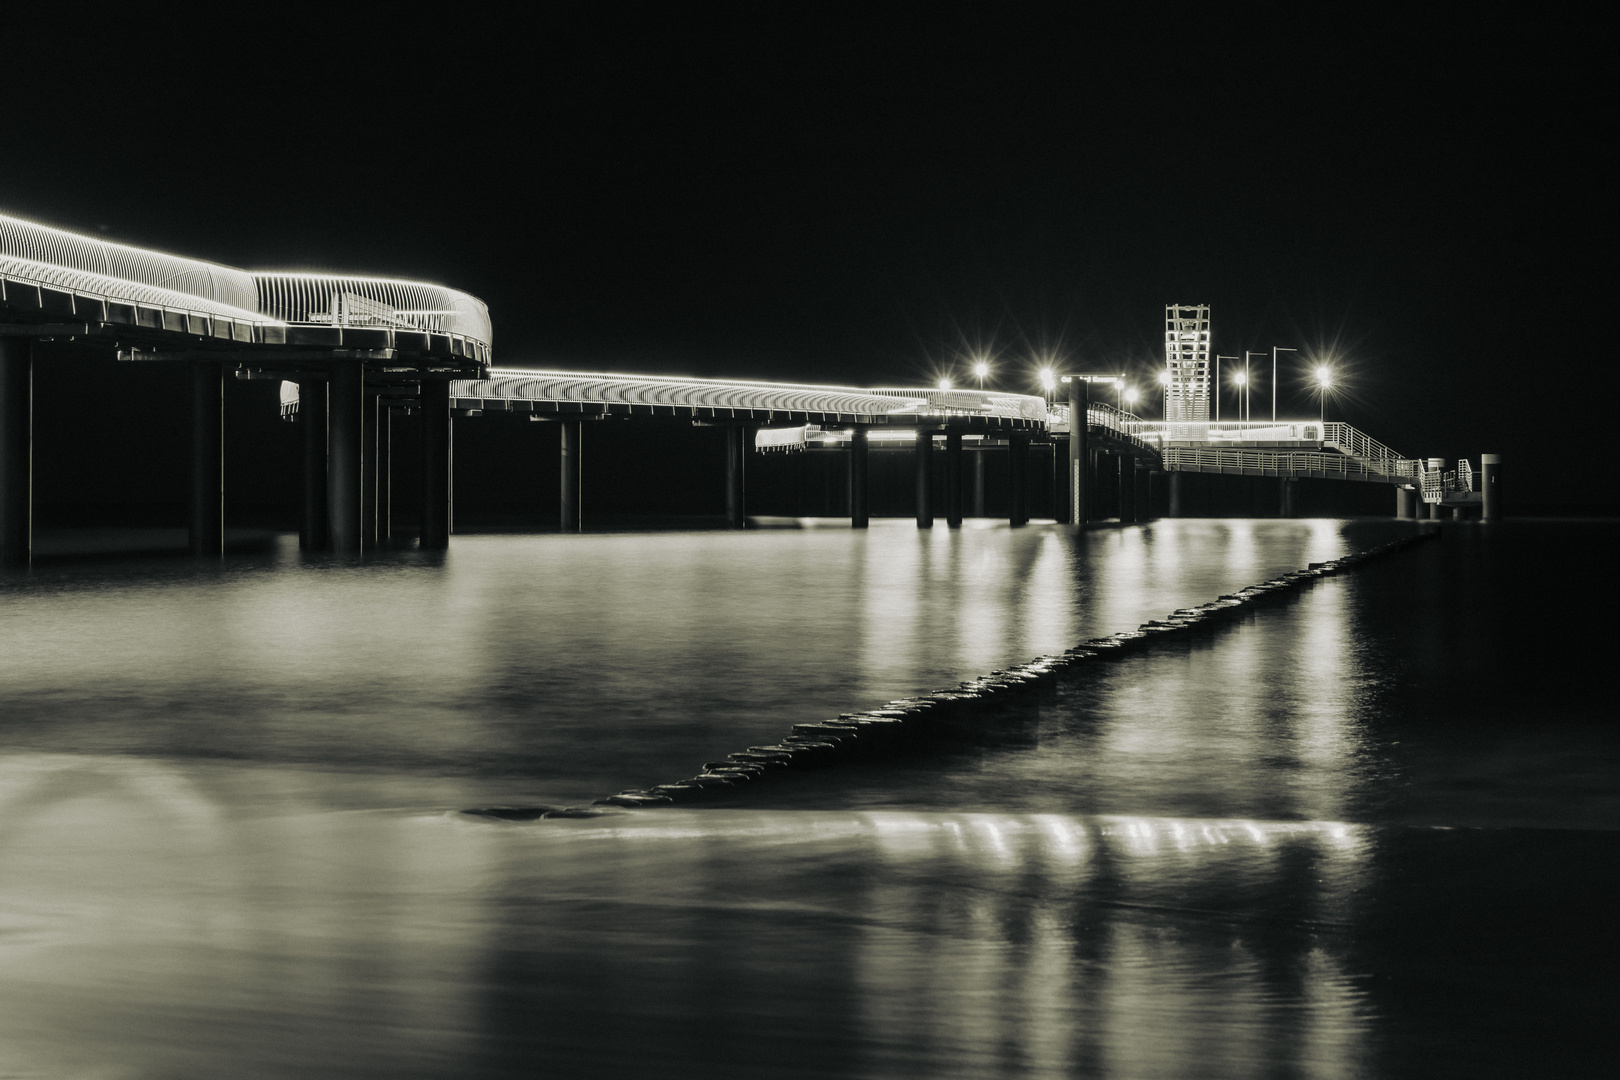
[1, 519, 1615, 1078]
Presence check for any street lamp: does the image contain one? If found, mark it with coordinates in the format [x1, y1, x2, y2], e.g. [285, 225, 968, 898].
[937, 377, 953, 390]
[1157, 368, 1171, 419]
[1271, 347, 1296, 422]
[1215, 356, 1240, 423]
[1038, 367, 1056, 404]
[1123, 386, 1140, 411]
[1232, 369, 1248, 423]
[1115, 378, 1124, 412]
[1314, 366, 1332, 423]
[972, 360, 990, 390]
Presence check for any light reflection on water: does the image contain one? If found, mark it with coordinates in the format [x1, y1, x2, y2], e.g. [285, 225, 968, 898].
[0, 752, 1371, 1080]
[1, 519, 1611, 1077]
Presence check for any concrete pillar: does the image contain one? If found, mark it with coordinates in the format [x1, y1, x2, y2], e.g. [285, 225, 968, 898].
[850, 428, 869, 528]
[726, 425, 747, 528]
[1135, 464, 1150, 521]
[362, 390, 379, 549]
[915, 430, 933, 528]
[1068, 379, 1088, 526]
[419, 379, 451, 549]
[0, 337, 32, 568]
[1279, 477, 1297, 518]
[1394, 486, 1412, 519]
[1168, 471, 1184, 518]
[560, 419, 582, 532]
[1482, 454, 1501, 520]
[377, 405, 392, 545]
[329, 365, 364, 552]
[1008, 433, 1030, 526]
[972, 444, 985, 517]
[1117, 454, 1135, 523]
[1054, 439, 1071, 523]
[298, 376, 327, 550]
[189, 361, 224, 557]
[945, 432, 963, 528]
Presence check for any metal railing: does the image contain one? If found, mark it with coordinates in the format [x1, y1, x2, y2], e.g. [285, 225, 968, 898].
[459, 370, 1047, 423]
[252, 273, 493, 350]
[1162, 447, 1414, 482]
[1418, 459, 1475, 503]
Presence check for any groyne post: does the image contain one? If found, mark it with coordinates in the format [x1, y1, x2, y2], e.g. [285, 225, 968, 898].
[189, 361, 224, 557]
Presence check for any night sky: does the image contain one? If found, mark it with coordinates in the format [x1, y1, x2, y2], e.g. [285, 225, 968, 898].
[5, 7, 1608, 511]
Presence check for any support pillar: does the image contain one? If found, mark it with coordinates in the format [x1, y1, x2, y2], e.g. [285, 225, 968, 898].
[298, 376, 327, 550]
[0, 337, 32, 568]
[1280, 477, 1297, 518]
[1055, 437, 1071, 523]
[377, 405, 392, 545]
[1068, 379, 1088, 527]
[362, 390, 379, 549]
[849, 428, 869, 528]
[560, 419, 582, 532]
[1395, 486, 1416, 520]
[1482, 454, 1502, 520]
[1117, 454, 1135, 523]
[1009, 433, 1029, 526]
[329, 365, 364, 552]
[726, 425, 747, 528]
[914, 430, 933, 528]
[1134, 462, 1150, 522]
[418, 379, 451, 549]
[1168, 471, 1184, 518]
[945, 432, 963, 528]
[189, 361, 224, 557]
[972, 444, 985, 517]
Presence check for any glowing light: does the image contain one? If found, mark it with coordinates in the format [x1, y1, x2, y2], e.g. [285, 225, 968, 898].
[1233, 371, 1248, 386]
[972, 361, 990, 379]
[937, 377, 953, 390]
[1123, 387, 1140, 405]
[1038, 367, 1056, 391]
[1315, 366, 1333, 389]
[1157, 370, 1171, 385]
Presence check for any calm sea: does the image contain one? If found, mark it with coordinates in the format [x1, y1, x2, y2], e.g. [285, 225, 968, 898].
[1, 518, 1614, 1079]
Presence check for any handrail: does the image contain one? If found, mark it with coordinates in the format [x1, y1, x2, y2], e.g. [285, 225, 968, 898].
[251, 273, 493, 351]
[1163, 447, 1413, 482]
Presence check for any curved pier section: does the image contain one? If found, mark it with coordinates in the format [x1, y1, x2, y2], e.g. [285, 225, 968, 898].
[450, 369, 1045, 428]
[253, 273, 491, 363]
[462, 530, 1440, 820]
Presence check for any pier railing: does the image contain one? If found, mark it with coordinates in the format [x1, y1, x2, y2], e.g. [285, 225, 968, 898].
[1162, 447, 1415, 483]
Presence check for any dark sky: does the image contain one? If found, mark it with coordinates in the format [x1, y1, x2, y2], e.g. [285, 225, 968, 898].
[5, 6, 1609, 507]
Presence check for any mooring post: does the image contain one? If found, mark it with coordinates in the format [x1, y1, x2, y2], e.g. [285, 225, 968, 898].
[1068, 378, 1088, 527]
[189, 361, 224, 557]
[418, 378, 451, 549]
[1481, 454, 1501, 520]
[945, 431, 963, 528]
[1008, 433, 1030, 526]
[0, 337, 32, 568]
[915, 430, 934, 528]
[298, 376, 327, 550]
[850, 427, 869, 528]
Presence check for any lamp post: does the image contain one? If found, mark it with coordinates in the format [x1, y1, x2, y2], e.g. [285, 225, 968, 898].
[1271, 347, 1296, 422]
[1157, 368, 1171, 419]
[1233, 369, 1249, 423]
[1038, 366, 1056, 405]
[937, 377, 953, 390]
[1215, 356, 1239, 424]
[973, 361, 989, 390]
[1314, 366, 1332, 423]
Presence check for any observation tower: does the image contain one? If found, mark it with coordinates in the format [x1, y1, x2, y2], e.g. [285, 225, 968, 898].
[1163, 303, 1211, 432]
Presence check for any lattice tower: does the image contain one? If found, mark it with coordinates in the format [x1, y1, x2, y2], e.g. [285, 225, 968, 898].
[1163, 304, 1211, 423]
